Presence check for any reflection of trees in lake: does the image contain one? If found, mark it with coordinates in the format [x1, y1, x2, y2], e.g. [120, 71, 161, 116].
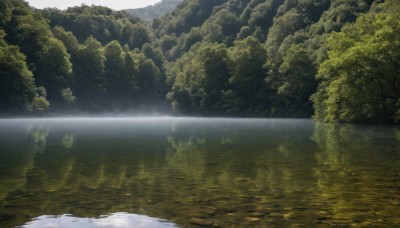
[25, 126, 79, 193]
[0, 145, 32, 201]
[311, 123, 400, 226]
[0, 125, 51, 201]
[163, 120, 321, 226]
[167, 120, 318, 188]
[29, 126, 49, 154]
[61, 133, 75, 149]
[0, 123, 174, 226]
[0, 124, 54, 227]
[1, 120, 321, 227]
[2, 120, 399, 227]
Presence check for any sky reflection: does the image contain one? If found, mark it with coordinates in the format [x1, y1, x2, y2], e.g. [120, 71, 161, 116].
[21, 213, 178, 228]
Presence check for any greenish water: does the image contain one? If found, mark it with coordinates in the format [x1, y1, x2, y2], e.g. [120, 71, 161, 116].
[0, 118, 399, 227]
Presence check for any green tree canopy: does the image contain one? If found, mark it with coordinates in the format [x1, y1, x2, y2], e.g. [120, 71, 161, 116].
[227, 36, 268, 114]
[73, 37, 107, 111]
[0, 38, 36, 112]
[35, 37, 72, 107]
[312, 13, 400, 123]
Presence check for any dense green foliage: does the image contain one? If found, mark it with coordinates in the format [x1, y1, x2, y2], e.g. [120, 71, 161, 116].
[127, 0, 183, 22]
[0, 0, 165, 115]
[162, 0, 386, 119]
[312, 12, 400, 123]
[41, 6, 151, 49]
[0, 31, 36, 112]
[0, 0, 398, 123]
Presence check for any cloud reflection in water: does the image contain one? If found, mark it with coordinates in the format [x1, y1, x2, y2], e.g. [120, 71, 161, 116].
[21, 213, 178, 228]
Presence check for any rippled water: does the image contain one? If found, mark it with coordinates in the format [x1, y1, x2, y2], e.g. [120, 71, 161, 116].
[0, 118, 399, 227]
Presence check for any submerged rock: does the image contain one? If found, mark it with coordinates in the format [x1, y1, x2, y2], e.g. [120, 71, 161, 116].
[189, 217, 214, 226]
[202, 206, 217, 216]
[190, 213, 210, 219]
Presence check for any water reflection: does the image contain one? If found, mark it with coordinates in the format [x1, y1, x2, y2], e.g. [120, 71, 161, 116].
[21, 213, 178, 228]
[311, 123, 400, 226]
[0, 118, 399, 227]
[61, 133, 75, 149]
[29, 126, 49, 154]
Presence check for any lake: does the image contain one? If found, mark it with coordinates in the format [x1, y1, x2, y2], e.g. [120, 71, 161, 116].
[0, 118, 399, 227]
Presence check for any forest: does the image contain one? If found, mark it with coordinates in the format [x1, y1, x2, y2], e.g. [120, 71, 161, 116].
[127, 0, 183, 21]
[0, 0, 399, 123]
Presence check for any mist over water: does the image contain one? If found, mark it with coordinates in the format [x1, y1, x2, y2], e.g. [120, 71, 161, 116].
[0, 118, 399, 227]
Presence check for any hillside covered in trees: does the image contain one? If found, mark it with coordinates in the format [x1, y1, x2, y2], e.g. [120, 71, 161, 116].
[127, 0, 183, 21]
[0, 0, 399, 123]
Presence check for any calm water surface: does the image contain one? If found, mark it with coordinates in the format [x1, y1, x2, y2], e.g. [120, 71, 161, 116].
[0, 118, 399, 227]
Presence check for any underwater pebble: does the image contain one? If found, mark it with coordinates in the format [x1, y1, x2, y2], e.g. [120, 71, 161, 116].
[283, 212, 295, 219]
[246, 217, 261, 222]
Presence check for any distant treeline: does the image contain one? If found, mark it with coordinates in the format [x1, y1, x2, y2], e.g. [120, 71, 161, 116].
[0, 0, 399, 123]
[127, 0, 183, 22]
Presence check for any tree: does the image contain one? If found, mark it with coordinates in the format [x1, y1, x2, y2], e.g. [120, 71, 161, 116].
[312, 13, 400, 123]
[201, 9, 241, 45]
[0, 0, 12, 27]
[277, 44, 317, 116]
[198, 43, 230, 114]
[4, 1, 53, 65]
[137, 57, 161, 103]
[35, 38, 72, 107]
[61, 88, 76, 104]
[142, 43, 165, 71]
[31, 87, 50, 112]
[104, 40, 125, 107]
[159, 34, 178, 54]
[74, 37, 107, 111]
[227, 36, 268, 114]
[52, 26, 79, 55]
[124, 24, 152, 49]
[167, 42, 230, 115]
[0, 37, 36, 112]
[0, 0, 388, 117]
[155, 0, 226, 37]
[122, 51, 139, 99]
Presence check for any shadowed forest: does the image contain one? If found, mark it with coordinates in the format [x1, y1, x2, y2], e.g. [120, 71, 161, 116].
[1, 0, 399, 123]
